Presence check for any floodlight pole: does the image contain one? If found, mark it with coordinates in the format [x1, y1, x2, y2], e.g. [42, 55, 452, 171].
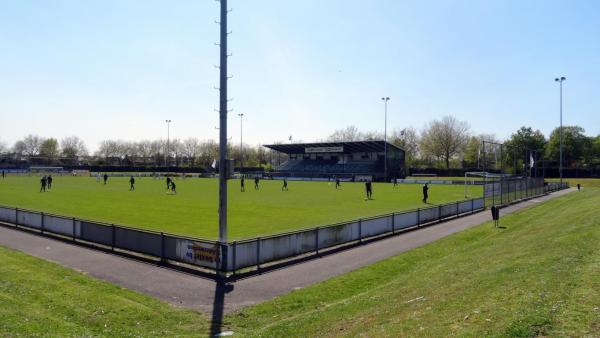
[218, 0, 229, 244]
[238, 113, 244, 173]
[555, 76, 566, 185]
[382, 97, 390, 182]
[165, 120, 172, 167]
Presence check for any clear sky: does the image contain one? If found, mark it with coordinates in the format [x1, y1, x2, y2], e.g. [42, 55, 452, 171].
[1, 0, 599, 151]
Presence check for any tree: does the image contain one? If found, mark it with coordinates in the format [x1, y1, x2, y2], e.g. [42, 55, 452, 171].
[40, 138, 60, 159]
[463, 134, 498, 168]
[21, 134, 44, 156]
[182, 138, 200, 167]
[61, 136, 88, 158]
[0, 140, 6, 154]
[546, 126, 590, 166]
[419, 116, 470, 168]
[328, 126, 362, 142]
[389, 127, 419, 165]
[506, 127, 546, 152]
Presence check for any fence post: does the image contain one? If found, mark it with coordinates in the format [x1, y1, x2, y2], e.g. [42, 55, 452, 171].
[72, 217, 76, 241]
[456, 201, 459, 217]
[15, 208, 18, 228]
[232, 241, 237, 276]
[391, 213, 395, 234]
[438, 205, 442, 221]
[160, 232, 165, 264]
[358, 219, 362, 243]
[111, 224, 116, 252]
[417, 208, 421, 226]
[41, 212, 45, 234]
[315, 227, 319, 255]
[471, 199, 475, 214]
[256, 237, 261, 271]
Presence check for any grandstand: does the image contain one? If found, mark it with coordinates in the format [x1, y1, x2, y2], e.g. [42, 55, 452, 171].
[264, 141, 406, 181]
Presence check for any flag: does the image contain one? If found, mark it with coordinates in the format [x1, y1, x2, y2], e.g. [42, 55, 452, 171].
[211, 159, 216, 169]
[530, 153, 535, 168]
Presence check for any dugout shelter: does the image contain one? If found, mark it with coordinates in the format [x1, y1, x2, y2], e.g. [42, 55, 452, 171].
[264, 141, 406, 181]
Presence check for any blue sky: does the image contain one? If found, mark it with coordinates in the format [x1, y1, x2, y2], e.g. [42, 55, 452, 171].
[1, 0, 599, 151]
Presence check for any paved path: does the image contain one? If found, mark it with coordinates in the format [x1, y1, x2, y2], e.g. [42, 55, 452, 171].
[0, 189, 574, 315]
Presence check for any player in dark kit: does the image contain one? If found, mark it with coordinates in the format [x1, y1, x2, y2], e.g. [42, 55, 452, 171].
[47, 175, 53, 190]
[103, 174, 108, 185]
[40, 176, 47, 192]
[1, 170, 5, 178]
[422, 183, 429, 203]
[335, 178, 341, 189]
[170, 181, 176, 194]
[166, 176, 172, 190]
[393, 177, 398, 187]
[240, 177, 245, 192]
[129, 176, 135, 191]
[365, 180, 373, 200]
[282, 178, 288, 191]
[254, 177, 260, 190]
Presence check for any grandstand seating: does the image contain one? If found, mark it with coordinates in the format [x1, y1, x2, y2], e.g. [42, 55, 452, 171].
[278, 159, 381, 174]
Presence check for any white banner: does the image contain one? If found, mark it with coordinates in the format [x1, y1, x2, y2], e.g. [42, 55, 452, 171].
[305, 146, 343, 153]
[176, 240, 220, 269]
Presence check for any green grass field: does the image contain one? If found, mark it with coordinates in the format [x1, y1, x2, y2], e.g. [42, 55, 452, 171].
[1, 185, 598, 337]
[0, 176, 477, 240]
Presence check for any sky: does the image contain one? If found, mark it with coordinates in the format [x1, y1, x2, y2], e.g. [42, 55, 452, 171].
[1, 0, 599, 152]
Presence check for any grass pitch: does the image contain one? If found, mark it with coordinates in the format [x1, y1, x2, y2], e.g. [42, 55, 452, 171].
[1, 185, 598, 336]
[0, 176, 478, 240]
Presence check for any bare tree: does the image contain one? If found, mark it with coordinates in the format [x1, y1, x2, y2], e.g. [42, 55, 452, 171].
[136, 140, 153, 164]
[328, 126, 362, 142]
[0, 140, 7, 154]
[96, 140, 121, 159]
[182, 138, 200, 166]
[21, 134, 44, 156]
[420, 116, 470, 168]
[61, 136, 88, 158]
[390, 127, 420, 164]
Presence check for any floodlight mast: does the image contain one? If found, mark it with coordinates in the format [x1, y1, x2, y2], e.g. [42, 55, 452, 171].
[555, 76, 566, 185]
[218, 0, 229, 244]
[382, 97, 390, 182]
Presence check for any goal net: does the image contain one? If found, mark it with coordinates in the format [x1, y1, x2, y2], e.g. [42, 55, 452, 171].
[464, 171, 512, 198]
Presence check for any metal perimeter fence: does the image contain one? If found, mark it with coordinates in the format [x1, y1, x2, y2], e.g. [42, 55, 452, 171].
[483, 177, 569, 207]
[0, 179, 568, 275]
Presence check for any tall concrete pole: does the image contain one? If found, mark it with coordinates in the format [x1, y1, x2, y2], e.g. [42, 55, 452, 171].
[218, 0, 229, 243]
[381, 97, 389, 182]
[555, 76, 566, 185]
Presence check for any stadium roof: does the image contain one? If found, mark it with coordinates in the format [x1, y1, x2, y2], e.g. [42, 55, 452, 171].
[263, 141, 404, 154]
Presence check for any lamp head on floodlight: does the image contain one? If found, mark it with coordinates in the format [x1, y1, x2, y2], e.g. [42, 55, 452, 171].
[381, 97, 390, 101]
[555, 77, 566, 82]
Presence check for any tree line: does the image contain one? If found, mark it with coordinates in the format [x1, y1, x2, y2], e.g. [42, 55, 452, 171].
[1, 115, 599, 170]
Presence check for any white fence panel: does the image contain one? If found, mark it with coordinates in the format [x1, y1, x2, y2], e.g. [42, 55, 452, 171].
[44, 215, 74, 237]
[233, 240, 258, 269]
[259, 230, 317, 265]
[17, 210, 42, 229]
[0, 207, 16, 223]
[473, 198, 484, 210]
[361, 216, 392, 238]
[419, 207, 439, 224]
[458, 200, 473, 214]
[394, 211, 418, 230]
[318, 222, 359, 249]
